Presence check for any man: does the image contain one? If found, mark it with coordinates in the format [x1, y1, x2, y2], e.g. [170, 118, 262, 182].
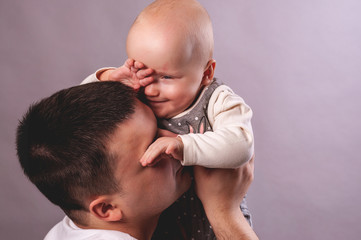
[16, 81, 257, 239]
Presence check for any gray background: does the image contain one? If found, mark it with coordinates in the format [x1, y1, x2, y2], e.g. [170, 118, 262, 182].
[1, 0, 360, 239]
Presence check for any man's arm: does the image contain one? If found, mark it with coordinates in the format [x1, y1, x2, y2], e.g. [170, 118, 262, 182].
[193, 157, 258, 240]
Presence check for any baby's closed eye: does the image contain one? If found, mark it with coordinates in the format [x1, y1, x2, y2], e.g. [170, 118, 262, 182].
[161, 75, 173, 80]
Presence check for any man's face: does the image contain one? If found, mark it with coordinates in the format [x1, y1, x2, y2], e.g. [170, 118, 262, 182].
[107, 99, 191, 219]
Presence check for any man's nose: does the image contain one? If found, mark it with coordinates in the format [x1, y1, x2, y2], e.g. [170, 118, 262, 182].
[144, 81, 160, 97]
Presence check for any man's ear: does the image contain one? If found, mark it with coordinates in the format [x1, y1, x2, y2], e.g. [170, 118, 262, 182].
[89, 196, 123, 222]
[201, 59, 216, 86]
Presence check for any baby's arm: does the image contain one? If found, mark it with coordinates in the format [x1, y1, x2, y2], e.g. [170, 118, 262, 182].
[141, 86, 254, 169]
[180, 85, 254, 168]
[81, 59, 154, 90]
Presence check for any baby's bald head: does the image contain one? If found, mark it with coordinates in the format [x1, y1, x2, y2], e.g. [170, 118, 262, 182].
[127, 0, 214, 67]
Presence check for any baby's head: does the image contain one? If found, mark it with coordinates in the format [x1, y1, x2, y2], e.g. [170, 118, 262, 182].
[126, 0, 216, 119]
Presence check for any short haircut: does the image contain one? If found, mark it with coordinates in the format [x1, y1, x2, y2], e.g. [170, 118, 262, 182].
[16, 81, 136, 224]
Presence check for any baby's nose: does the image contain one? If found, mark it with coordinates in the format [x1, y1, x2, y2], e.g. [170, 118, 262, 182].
[144, 82, 159, 97]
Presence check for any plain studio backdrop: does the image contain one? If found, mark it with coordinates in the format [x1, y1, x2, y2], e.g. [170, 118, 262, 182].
[1, 0, 360, 239]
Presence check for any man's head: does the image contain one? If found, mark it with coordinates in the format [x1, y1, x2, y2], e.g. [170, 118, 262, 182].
[126, 0, 216, 118]
[16, 82, 190, 231]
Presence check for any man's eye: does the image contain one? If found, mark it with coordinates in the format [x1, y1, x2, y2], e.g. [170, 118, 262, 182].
[162, 75, 173, 79]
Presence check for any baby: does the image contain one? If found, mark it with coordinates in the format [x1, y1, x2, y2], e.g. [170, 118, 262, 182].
[83, 0, 254, 238]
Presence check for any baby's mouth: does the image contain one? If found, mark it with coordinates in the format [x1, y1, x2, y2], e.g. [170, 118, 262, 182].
[147, 99, 167, 107]
[148, 99, 166, 103]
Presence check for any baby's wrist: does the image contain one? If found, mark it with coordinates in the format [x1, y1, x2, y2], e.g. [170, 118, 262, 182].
[97, 69, 115, 81]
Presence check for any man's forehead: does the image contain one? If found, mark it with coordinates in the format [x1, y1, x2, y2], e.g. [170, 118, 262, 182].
[107, 99, 156, 154]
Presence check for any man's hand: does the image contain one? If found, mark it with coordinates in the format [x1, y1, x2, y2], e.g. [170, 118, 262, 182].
[140, 137, 184, 167]
[194, 157, 254, 211]
[193, 157, 258, 240]
[98, 59, 154, 90]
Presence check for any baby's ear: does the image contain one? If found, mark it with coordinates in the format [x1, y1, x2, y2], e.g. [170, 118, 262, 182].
[202, 59, 216, 86]
[89, 195, 123, 222]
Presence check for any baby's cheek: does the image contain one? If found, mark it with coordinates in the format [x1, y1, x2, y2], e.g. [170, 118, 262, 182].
[165, 86, 181, 99]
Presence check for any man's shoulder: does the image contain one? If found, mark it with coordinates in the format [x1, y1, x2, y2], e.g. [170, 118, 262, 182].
[44, 216, 137, 240]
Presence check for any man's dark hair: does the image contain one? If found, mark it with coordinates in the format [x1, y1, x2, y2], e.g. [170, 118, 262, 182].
[16, 81, 136, 224]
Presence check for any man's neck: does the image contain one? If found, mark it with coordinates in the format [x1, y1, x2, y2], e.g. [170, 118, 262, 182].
[118, 215, 160, 240]
[77, 214, 160, 240]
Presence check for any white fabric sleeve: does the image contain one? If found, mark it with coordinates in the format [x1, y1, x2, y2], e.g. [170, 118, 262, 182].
[179, 85, 254, 168]
[81, 67, 115, 84]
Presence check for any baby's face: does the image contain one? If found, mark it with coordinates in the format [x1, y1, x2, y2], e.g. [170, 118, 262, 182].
[127, 22, 209, 119]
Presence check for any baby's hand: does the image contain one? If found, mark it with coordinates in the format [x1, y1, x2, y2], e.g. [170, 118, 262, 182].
[108, 59, 154, 90]
[140, 137, 184, 167]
